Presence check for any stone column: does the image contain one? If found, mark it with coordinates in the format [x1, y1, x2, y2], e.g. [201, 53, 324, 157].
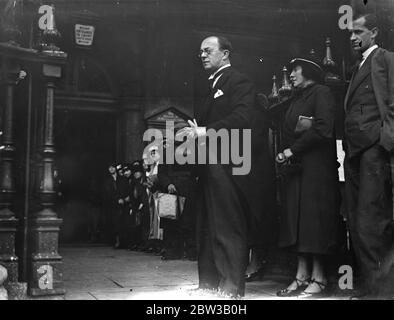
[0, 63, 19, 284]
[120, 98, 145, 163]
[28, 64, 65, 297]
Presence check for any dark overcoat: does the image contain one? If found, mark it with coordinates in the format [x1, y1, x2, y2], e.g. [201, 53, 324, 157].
[194, 66, 276, 296]
[279, 83, 341, 254]
[196, 67, 276, 238]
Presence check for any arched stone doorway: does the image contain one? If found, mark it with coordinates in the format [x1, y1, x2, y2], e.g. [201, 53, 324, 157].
[54, 54, 119, 244]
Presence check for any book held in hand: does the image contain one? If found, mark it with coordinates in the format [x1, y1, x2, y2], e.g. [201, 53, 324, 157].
[295, 115, 314, 133]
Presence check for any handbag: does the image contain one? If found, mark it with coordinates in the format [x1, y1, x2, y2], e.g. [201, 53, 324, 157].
[157, 193, 186, 220]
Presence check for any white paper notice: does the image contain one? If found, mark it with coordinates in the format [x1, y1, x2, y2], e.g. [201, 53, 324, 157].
[75, 24, 95, 46]
[336, 139, 345, 182]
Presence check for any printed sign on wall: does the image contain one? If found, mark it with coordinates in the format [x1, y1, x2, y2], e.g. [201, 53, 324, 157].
[75, 24, 95, 47]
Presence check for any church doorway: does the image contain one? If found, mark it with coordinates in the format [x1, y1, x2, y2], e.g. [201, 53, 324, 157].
[54, 109, 117, 244]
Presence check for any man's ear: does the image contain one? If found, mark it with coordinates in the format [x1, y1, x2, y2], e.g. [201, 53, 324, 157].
[223, 50, 230, 60]
[371, 27, 379, 41]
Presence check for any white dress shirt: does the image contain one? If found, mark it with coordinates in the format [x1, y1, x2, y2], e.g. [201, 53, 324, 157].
[208, 64, 231, 88]
[359, 44, 378, 69]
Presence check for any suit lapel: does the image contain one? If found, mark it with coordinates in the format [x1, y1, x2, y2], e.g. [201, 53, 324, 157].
[344, 66, 358, 109]
[213, 67, 231, 90]
[348, 60, 371, 96]
[199, 67, 232, 124]
[345, 48, 377, 110]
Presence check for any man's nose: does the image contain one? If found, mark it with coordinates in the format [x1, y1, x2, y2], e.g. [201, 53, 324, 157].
[350, 32, 357, 41]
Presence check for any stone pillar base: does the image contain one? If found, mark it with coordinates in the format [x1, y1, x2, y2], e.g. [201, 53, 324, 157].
[0, 286, 7, 300]
[0, 260, 18, 282]
[0, 217, 19, 282]
[28, 217, 65, 297]
[5, 282, 27, 300]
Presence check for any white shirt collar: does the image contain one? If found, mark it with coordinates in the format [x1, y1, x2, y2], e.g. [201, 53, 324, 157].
[147, 161, 158, 176]
[360, 44, 378, 66]
[208, 64, 231, 80]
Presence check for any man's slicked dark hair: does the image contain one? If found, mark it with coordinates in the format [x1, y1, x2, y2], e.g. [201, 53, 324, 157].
[216, 36, 233, 57]
[355, 13, 378, 30]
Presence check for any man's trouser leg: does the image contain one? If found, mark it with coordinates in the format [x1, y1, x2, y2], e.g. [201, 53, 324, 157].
[345, 145, 392, 293]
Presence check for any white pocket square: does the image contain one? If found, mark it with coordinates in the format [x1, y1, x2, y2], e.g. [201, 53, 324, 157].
[214, 89, 224, 99]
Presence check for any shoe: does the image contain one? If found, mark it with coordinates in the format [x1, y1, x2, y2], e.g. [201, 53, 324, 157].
[128, 244, 139, 251]
[137, 244, 148, 251]
[245, 268, 264, 282]
[184, 248, 197, 261]
[349, 289, 373, 300]
[216, 289, 243, 300]
[276, 278, 310, 297]
[187, 255, 197, 261]
[155, 248, 165, 256]
[161, 253, 182, 260]
[298, 279, 328, 298]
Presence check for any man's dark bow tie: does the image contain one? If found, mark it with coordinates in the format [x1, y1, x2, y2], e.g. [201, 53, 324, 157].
[208, 69, 227, 89]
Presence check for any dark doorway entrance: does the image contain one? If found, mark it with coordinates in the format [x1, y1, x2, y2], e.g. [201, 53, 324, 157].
[54, 109, 117, 244]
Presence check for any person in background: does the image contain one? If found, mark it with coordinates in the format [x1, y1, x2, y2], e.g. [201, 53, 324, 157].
[118, 164, 134, 248]
[157, 134, 198, 261]
[113, 163, 127, 248]
[144, 146, 164, 254]
[129, 160, 151, 251]
[142, 153, 150, 172]
[102, 163, 122, 247]
[116, 164, 124, 178]
[245, 94, 278, 282]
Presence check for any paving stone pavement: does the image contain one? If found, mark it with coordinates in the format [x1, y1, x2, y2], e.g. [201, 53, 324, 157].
[60, 245, 372, 300]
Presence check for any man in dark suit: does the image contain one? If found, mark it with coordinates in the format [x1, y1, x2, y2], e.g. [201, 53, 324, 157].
[181, 36, 274, 297]
[344, 14, 394, 298]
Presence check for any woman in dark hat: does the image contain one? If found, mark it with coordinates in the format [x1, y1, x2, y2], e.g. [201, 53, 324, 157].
[275, 57, 341, 297]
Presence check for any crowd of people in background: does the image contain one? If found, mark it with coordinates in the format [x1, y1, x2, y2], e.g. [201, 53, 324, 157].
[99, 146, 197, 262]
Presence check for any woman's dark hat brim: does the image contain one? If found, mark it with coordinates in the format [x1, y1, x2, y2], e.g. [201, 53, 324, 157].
[289, 58, 323, 73]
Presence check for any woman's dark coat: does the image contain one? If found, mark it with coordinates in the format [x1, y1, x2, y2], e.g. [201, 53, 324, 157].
[279, 83, 341, 254]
